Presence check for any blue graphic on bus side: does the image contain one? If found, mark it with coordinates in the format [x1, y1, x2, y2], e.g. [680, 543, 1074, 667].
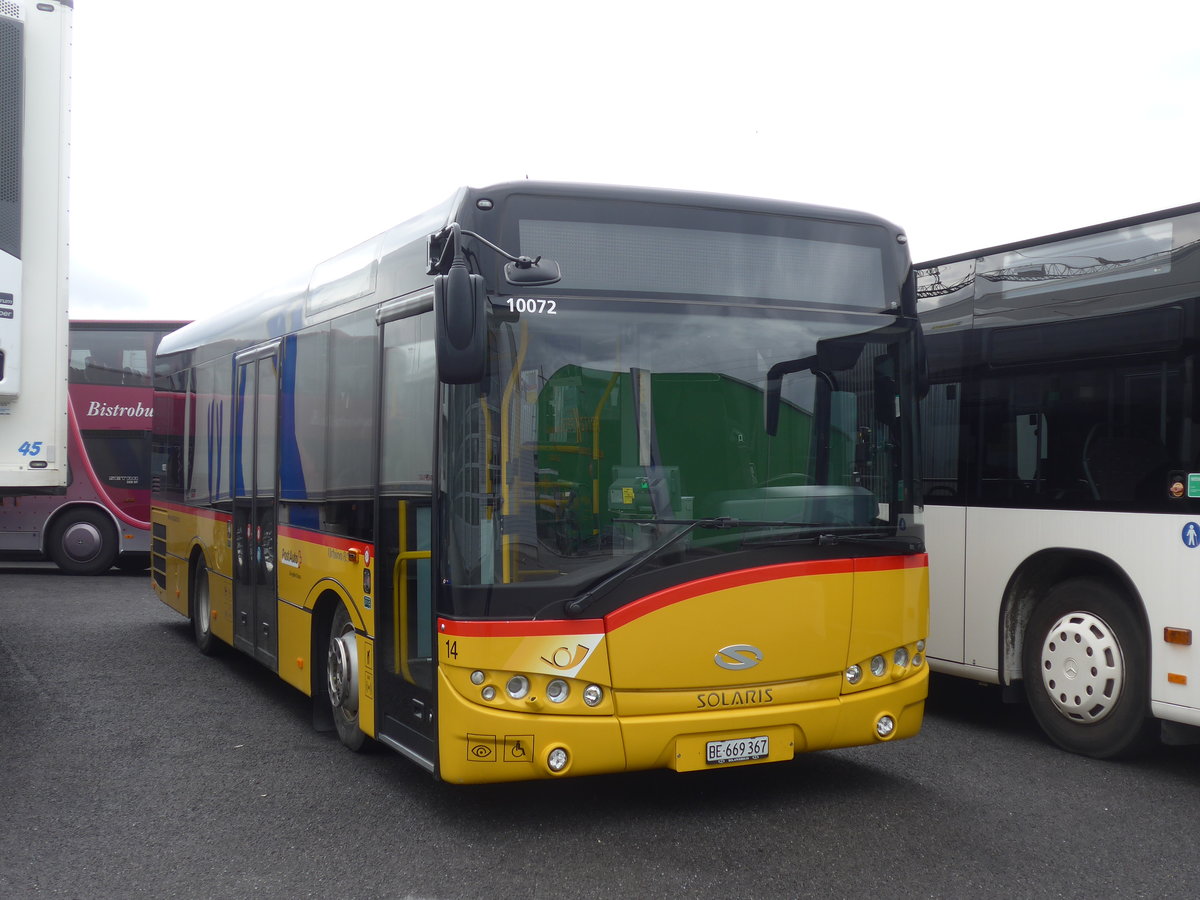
[1182, 522, 1200, 549]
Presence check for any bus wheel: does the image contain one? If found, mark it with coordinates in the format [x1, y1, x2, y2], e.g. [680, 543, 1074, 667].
[47, 508, 119, 575]
[326, 603, 366, 751]
[1021, 577, 1155, 759]
[191, 561, 219, 656]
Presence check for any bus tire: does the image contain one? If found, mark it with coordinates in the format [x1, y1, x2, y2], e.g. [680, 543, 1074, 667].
[326, 602, 366, 751]
[1021, 577, 1155, 759]
[191, 560, 220, 656]
[47, 507, 119, 575]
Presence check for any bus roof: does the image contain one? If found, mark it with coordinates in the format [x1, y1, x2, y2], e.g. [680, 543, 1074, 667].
[917, 201, 1200, 269]
[157, 181, 906, 362]
[460, 180, 903, 228]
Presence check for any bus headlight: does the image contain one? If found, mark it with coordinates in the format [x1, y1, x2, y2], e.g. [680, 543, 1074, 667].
[546, 679, 569, 703]
[547, 747, 570, 773]
[506, 675, 530, 700]
[845, 664, 863, 685]
[870, 655, 887, 677]
[582, 684, 603, 707]
[894, 647, 909, 668]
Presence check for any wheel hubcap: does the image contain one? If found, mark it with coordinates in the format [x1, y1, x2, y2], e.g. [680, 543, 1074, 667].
[62, 522, 102, 562]
[1039, 611, 1124, 723]
[327, 626, 359, 715]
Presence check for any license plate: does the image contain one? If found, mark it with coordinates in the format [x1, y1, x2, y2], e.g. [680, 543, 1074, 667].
[706, 735, 769, 765]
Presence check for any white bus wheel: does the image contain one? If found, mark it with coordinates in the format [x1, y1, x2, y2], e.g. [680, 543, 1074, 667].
[1021, 577, 1155, 759]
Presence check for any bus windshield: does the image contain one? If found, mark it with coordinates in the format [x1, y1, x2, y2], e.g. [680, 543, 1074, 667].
[442, 301, 919, 616]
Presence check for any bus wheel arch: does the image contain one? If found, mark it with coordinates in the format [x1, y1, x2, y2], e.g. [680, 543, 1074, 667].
[1000, 550, 1141, 682]
[311, 590, 367, 752]
[44, 504, 120, 575]
[1002, 552, 1154, 758]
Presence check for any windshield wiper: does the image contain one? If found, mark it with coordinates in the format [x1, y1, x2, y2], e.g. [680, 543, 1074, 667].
[745, 525, 925, 553]
[563, 517, 743, 617]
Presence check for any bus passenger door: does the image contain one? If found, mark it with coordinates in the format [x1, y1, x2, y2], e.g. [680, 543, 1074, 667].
[233, 345, 280, 670]
[373, 309, 437, 769]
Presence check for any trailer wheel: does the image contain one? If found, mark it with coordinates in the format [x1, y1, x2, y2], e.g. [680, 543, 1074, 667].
[1022, 577, 1155, 758]
[47, 507, 119, 575]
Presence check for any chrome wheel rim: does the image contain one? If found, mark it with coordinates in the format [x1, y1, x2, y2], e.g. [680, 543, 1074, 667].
[327, 620, 359, 717]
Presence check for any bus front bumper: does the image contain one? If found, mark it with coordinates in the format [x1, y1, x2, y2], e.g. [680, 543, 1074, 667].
[435, 667, 928, 784]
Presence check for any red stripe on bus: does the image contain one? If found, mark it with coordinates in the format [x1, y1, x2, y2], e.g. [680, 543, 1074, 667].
[854, 553, 929, 572]
[604, 559, 859, 631]
[438, 618, 607, 638]
[276, 525, 375, 555]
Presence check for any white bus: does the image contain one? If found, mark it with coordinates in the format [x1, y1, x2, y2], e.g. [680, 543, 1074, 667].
[917, 202, 1200, 758]
[916, 204, 1200, 763]
[0, 0, 72, 491]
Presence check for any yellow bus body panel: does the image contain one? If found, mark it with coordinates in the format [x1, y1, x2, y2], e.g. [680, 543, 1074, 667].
[155, 499, 927, 784]
[153, 506, 377, 741]
[437, 556, 928, 783]
[846, 559, 929, 664]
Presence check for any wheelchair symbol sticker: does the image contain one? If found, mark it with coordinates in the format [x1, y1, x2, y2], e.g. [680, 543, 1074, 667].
[1183, 523, 1200, 548]
[504, 735, 534, 762]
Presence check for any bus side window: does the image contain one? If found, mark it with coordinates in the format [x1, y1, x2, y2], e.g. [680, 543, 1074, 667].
[1014, 413, 1046, 484]
[1082, 426, 1167, 504]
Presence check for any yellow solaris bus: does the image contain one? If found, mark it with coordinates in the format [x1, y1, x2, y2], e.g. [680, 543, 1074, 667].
[151, 183, 928, 783]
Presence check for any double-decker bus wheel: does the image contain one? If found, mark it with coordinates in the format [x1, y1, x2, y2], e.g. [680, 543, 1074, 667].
[47, 507, 119, 576]
[1021, 578, 1155, 759]
[326, 603, 366, 751]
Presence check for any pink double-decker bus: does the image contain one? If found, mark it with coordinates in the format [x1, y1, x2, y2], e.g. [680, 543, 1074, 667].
[0, 320, 185, 573]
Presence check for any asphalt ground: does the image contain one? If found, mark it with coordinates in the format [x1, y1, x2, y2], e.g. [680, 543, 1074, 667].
[3, 563, 1200, 899]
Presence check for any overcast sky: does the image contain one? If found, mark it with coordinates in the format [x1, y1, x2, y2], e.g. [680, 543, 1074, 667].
[67, 0, 1200, 320]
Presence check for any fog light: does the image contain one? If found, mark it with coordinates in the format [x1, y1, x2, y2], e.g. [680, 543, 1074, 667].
[547, 747, 569, 773]
[894, 647, 909, 668]
[481, 686, 496, 701]
[547, 679, 569, 703]
[845, 664, 863, 685]
[876, 715, 896, 738]
[506, 675, 530, 700]
[870, 655, 887, 677]
[582, 684, 603, 707]
[470, 670, 485, 685]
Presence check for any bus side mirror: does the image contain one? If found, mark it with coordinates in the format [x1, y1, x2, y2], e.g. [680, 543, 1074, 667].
[435, 260, 487, 385]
